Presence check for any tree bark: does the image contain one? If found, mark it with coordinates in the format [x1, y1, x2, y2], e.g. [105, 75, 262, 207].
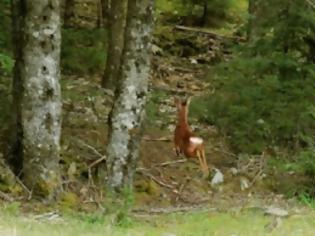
[100, 0, 110, 29]
[201, 0, 208, 26]
[106, 0, 155, 192]
[101, 0, 128, 90]
[96, 0, 102, 28]
[64, 0, 75, 27]
[11, 0, 62, 200]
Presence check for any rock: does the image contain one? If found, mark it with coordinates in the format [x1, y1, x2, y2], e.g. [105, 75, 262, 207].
[151, 44, 163, 55]
[190, 57, 199, 65]
[240, 177, 249, 191]
[230, 167, 238, 175]
[67, 162, 77, 181]
[211, 168, 224, 186]
[265, 207, 289, 217]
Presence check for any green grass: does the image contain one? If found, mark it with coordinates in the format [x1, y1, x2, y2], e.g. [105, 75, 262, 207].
[0, 208, 314, 236]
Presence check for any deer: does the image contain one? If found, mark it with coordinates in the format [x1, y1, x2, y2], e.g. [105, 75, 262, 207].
[174, 96, 209, 175]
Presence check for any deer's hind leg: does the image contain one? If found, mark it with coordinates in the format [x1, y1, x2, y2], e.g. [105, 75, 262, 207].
[200, 149, 209, 173]
[197, 149, 208, 174]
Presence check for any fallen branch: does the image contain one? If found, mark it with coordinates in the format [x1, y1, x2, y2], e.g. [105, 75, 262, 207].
[136, 159, 187, 173]
[88, 155, 106, 169]
[137, 170, 175, 190]
[74, 139, 107, 188]
[175, 183, 186, 202]
[0, 191, 13, 202]
[142, 135, 172, 142]
[151, 159, 187, 168]
[76, 139, 104, 158]
[249, 169, 264, 188]
[87, 155, 106, 188]
[15, 177, 32, 200]
[132, 205, 216, 215]
[174, 25, 246, 42]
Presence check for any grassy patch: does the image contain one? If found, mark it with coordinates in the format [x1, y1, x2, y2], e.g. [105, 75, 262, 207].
[0, 209, 314, 236]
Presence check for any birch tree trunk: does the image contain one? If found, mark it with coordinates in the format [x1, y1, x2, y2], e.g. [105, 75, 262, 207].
[11, 0, 62, 199]
[106, 0, 155, 192]
[101, 0, 128, 90]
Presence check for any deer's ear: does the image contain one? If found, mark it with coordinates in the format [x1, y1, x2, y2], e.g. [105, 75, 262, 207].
[184, 96, 191, 106]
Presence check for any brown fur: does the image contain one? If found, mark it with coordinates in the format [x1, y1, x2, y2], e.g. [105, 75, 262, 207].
[174, 97, 209, 173]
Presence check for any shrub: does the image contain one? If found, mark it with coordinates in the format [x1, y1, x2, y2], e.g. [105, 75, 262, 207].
[202, 0, 315, 154]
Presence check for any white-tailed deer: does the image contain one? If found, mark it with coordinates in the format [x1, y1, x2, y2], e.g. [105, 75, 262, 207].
[174, 97, 209, 174]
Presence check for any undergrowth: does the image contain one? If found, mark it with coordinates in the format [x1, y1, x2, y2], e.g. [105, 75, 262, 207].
[61, 28, 107, 75]
[198, 0, 315, 156]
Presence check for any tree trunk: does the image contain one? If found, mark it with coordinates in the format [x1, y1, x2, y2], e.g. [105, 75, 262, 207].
[101, 0, 110, 29]
[96, 0, 102, 28]
[11, 0, 62, 200]
[64, 0, 75, 27]
[101, 0, 128, 90]
[201, 0, 208, 26]
[106, 0, 155, 192]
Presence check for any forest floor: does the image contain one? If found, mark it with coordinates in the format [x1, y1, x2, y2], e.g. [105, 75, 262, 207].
[1, 25, 309, 235]
[0, 18, 315, 236]
[1, 48, 315, 234]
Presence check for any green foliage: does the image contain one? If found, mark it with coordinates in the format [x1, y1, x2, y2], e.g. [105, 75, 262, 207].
[0, 0, 13, 76]
[3, 202, 21, 217]
[298, 193, 315, 209]
[203, 0, 315, 153]
[0, 53, 14, 75]
[156, 0, 243, 27]
[61, 28, 107, 75]
[0, 1, 11, 50]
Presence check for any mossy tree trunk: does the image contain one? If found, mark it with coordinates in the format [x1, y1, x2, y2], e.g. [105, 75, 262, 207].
[11, 0, 62, 200]
[106, 0, 155, 192]
[101, 0, 128, 90]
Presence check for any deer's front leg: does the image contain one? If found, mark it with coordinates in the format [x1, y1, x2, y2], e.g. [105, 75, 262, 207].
[175, 146, 181, 156]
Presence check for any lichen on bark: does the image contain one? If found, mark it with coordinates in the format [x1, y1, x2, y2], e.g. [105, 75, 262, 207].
[106, 0, 155, 192]
[11, 0, 62, 200]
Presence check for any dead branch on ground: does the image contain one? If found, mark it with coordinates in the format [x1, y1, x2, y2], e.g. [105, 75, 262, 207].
[132, 205, 216, 216]
[174, 25, 246, 42]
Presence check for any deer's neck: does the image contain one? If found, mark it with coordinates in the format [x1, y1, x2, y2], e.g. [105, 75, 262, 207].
[177, 109, 189, 128]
